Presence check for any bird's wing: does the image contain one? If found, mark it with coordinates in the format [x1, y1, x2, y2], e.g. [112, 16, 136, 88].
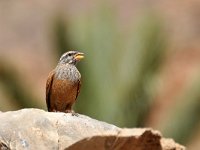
[75, 79, 81, 100]
[46, 70, 55, 111]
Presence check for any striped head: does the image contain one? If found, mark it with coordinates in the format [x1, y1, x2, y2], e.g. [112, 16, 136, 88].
[59, 51, 84, 65]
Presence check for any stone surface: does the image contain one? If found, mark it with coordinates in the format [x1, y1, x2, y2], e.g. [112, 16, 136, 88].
[0, 109, 185, 150]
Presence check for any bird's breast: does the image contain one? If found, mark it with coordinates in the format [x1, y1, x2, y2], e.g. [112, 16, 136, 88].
[55, 64, 81, 82]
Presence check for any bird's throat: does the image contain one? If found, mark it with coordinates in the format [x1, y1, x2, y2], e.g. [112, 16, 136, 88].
[55, 64, 81, 82]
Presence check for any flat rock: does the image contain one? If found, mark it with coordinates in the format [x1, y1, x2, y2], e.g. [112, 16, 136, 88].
[0, 109, 185, 150]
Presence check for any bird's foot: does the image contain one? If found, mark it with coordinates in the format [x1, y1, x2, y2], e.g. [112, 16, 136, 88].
[71, 112, 79, 117]
[65, 110, 79, 117]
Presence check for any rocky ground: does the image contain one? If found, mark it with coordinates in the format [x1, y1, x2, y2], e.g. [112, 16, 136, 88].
[0, 109, 185, 150]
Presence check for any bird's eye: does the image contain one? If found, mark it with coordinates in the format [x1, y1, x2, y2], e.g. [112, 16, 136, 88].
[68, 53, 72, 56]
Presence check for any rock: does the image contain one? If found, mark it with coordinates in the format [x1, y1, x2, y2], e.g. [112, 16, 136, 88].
[0, 109, 185, 150]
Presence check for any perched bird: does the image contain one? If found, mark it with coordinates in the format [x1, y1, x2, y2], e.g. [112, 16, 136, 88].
[46, 51, 84, 113]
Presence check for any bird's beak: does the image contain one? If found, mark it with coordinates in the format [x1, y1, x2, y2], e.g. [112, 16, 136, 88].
[74, 52, 84, 61]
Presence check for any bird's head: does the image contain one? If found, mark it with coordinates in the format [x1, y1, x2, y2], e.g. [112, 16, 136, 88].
[59, 51, 84, 65]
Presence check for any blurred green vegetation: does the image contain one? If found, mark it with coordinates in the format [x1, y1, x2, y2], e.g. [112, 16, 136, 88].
[160, 73, 200, 144]
[0, 3, 200, 147]
[0, 60, 39, 110]
[66, 8, 166, 127]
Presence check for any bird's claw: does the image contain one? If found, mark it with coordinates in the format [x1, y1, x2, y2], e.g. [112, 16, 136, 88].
[65, 110, 79, 117]
[71, 112, 79, 117]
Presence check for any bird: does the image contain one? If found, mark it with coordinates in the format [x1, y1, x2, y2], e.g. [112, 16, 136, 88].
[46, 50, 84, 114]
